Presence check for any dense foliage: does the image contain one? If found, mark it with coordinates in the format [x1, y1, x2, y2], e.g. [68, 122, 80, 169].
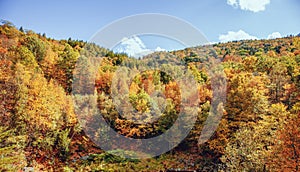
[1, 21, 299, 171]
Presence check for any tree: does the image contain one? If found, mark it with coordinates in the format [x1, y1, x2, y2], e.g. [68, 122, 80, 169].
[268, 112, 300, 171]
[16, 46, 39, 69]
[225, 71, 269, 130]
[14, 63, 76, 163]
[268, 60, 291, 103]
[19, 26, 24, 33]
[56, 44, 80, 93]
[0, 126, 27, 171]
[22, 35, 46, 63]
[221, 103, 289, 171]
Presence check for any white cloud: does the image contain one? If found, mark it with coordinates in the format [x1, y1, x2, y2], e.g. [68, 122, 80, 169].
[227, 0, 238, 7]
[114, 36, 165, 58]
[267, 32, 282, 39]
[204, 42, 218, 45]
[219, 30, 258, 42]
[227, 0, 270, 12]
[155, 46, 165, 51]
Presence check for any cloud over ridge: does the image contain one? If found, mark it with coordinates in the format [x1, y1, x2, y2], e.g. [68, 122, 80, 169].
[114, 36, 166, 58]
[219, 30, 282, 42]
[219, 30, 258, 42]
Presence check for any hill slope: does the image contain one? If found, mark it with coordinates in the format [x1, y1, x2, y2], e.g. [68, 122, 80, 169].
[1, 22, 300, 171]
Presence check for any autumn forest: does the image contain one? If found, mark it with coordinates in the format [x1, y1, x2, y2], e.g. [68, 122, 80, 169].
[0, 21, 300, 171]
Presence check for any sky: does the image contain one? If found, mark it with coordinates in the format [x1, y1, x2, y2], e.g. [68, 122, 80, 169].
[1, 0, 300, 57]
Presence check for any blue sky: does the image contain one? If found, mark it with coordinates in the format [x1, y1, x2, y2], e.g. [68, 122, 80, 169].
[1, 0, 300, 55]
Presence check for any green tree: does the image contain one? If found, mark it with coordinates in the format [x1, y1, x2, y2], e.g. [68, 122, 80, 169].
[22, 35, 46, 63]
[16, 46, 39, 69]
[0, 126, 27, 171]
[56, 44, 79, 93]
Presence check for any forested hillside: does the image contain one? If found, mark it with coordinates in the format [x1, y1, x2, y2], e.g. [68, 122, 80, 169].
[1, 21, 300, 171]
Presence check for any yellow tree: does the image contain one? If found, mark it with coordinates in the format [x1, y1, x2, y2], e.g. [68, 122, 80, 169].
[221, 103, 289, 171]
[224, 70, 269, 131]
[0, 126, 27, 171]
[14, 62, 76, 162]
